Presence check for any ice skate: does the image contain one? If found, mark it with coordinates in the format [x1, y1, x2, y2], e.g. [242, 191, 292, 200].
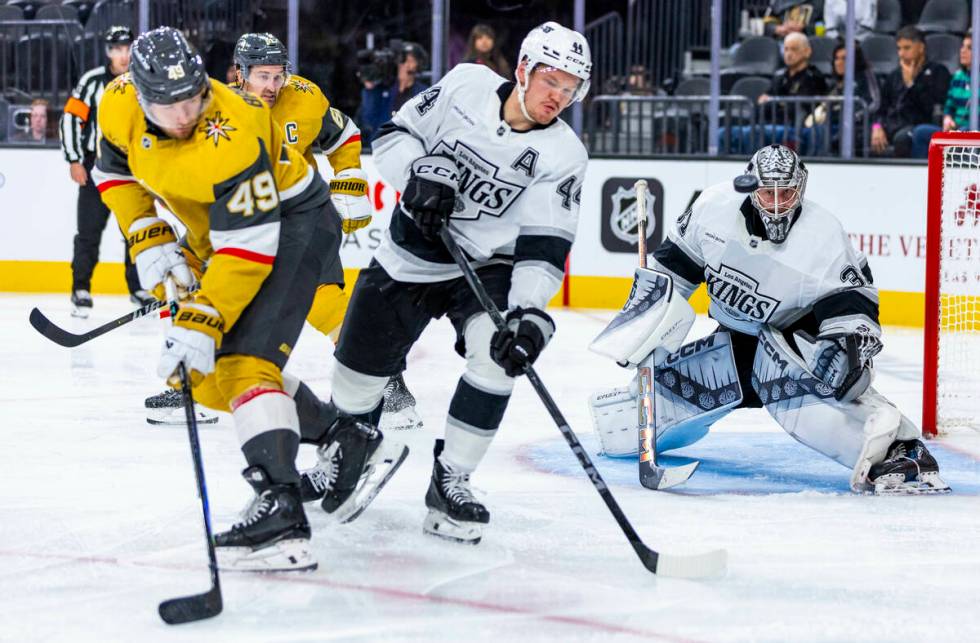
[867, 439, 951, 495]
[379, 374, 423, 431]
[423, 439, 489, 545]
[214, 466, 316, 572]
[144, 388, 219, 425]
[316, 417, 409, 523]
[70, 290, 92, 319]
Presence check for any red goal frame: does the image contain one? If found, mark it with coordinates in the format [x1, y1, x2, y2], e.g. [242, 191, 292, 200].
[922, 132, 980, 437]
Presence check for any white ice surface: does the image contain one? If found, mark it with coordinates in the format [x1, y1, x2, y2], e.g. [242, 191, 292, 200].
[2, 294, 979, 642]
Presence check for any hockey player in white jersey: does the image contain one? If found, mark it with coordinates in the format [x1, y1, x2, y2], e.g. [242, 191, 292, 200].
[308, 22, 590, 542]
[590, 144, 949, 495]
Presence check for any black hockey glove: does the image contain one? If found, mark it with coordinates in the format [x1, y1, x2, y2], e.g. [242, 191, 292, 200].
[795, 328, 883, 403]
[490, 307, 556, 377]
[401, 154, 459, 240]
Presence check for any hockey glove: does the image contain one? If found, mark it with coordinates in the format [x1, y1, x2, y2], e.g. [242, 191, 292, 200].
[794, 328, 883, 403]
[401, 154, 459, 240]
[158, 302, 224, 387]
[330, 168, 373, 233]
[490, 307, 556, 377]
[127, 217, 195, 300]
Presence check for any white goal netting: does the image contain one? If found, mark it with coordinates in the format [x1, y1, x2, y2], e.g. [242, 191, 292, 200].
[934, 145, 980, 431]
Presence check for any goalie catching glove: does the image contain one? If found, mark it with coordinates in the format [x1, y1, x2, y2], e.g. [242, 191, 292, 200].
[127, 217, 195, 300]
[490, 307, 555, 377]
[794, 327, 883, 403]
[402, 154, 459, 240]
[158, 302, 224, 386]
[330, 168, 373, 233]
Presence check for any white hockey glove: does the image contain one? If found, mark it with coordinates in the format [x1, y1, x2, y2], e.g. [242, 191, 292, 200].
[794, 328, 883, 403]
[330, 168, 373, 233]
[127, 217, 195, 300]
[158, 302, 224, 386]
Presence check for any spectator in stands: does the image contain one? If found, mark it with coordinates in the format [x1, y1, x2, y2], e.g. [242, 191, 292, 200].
[764, 1, 815, 38]
[28, 99, 48, 142]
[942, 34, 973, 132]
[723, 32, 827, 153]
[872, 26, 950, 158]
[59, 26, 147, 318]
[359, 42, 429, 144]
[807, 42, 881, 153]
[823, 0, 878, 40]
[462, 24, 511, 79]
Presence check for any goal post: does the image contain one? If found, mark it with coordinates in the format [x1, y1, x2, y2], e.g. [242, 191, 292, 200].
[923, 132, 980, 436]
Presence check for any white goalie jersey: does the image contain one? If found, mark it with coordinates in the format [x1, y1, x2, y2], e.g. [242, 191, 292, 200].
[371, 63, 588, 310]
[651, 181, 881, 339]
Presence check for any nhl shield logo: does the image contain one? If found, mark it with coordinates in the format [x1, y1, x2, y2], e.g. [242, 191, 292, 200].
[609, 186, 656, 244]
[600, 177, 664, 253]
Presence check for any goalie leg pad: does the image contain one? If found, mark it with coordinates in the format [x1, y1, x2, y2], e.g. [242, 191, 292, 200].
[752, 326, 919, 491]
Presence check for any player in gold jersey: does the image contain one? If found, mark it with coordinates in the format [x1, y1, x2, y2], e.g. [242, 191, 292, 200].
[232, 33, 423, 434]
[94, 28, 406, 571]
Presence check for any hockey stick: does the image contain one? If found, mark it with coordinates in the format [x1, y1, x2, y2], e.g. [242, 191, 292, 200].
[29, 298, 167, 348]
[29, 284, 199, 348]
[634, 180, 700, 490]
[157, 281, 222, 624]
[439, 226, 726, 579]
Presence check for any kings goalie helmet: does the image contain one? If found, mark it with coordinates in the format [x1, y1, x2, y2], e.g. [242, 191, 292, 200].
[744, 144, 808, 244]
[516, 22, 592, 110]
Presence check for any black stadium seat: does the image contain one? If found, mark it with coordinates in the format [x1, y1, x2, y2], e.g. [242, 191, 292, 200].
[875, 0, 902, 34]
[926, 32, 963, 74]
[724, 36, 781, 76]
[916, 0, 970, 34]
[861, 34, 899, 76]
[729, 75, 770, 105]
[674, 77, 710, 96]
[35, 3, 78, 23]
[809, 36, 837, 76]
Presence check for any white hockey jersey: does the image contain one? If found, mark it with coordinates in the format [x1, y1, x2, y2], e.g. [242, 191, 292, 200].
[651, 181, 880, 339]
[370, 63, 588, 310]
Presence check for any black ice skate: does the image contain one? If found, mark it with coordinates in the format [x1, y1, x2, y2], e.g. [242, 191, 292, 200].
[379, 373, 423, 431]
[70, 289, 92, 319]
[423, 439, 489, 544]
[129, 289, 155, 306]
[214, 466, 316, 572]
[867, 439, 951, 495]
[311, 417, 408, 523]
[144, 388, 219, 425]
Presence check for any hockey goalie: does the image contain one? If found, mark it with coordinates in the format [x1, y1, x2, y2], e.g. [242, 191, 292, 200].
[589, 144, 950, 495]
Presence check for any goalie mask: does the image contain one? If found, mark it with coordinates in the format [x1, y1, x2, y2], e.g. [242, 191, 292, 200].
[745, 144, 808, 244]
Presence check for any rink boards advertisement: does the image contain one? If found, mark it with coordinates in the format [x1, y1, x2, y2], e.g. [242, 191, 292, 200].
[0, 148, 940, 325]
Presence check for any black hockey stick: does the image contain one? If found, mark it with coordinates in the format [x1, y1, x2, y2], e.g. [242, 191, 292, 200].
[634, 179, 699, 490]
[29, 298, 168, 348]
[439, 226, 726, 579]
[158, 289, 222, 624]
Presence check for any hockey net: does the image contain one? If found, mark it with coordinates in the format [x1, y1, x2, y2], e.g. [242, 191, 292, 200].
[924, 133, 980, 435]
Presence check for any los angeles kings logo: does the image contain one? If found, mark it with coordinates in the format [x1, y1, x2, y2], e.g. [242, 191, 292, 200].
[705, 263, 779, 322]
[432, 140, 525, 219]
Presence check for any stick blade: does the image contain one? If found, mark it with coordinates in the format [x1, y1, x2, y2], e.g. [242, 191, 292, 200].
[640, 460, 699, 490]
[158, 587, 222, 625]
[29, 308, 83, 347]
[654, 548, 728, 580]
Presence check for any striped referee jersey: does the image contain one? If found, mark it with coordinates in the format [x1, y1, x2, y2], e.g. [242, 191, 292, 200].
[60, 65, 117, 163]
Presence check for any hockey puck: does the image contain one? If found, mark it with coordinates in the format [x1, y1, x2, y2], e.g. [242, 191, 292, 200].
[733, 174, 759, 193]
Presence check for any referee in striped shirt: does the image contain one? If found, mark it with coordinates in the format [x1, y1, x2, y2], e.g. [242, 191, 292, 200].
[59, 26, 149, 317]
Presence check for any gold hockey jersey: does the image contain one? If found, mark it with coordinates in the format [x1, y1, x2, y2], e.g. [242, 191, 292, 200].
[268, 74, 362, 173]
[94, 75, 328, 331]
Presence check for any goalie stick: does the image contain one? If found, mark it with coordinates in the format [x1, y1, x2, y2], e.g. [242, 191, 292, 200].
[29, 285, 199, 348]
[634, 179, 700, 490]
[439, 225, 726, 579]
[157, 280, 222, 625]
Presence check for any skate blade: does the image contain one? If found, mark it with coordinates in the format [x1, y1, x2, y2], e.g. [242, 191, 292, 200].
[216, 538, 317, 572]
[146, 407, 219, 425]
[423, 508, 483, 545]
[874, 472, 952, 496]
[330, 441, 410, 524]
[379, 407, 424, 431]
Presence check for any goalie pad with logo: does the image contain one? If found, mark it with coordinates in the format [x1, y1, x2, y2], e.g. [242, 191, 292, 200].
[752, 326, 919, 491]
[589, 268, 695, 367]
[590, 332, 742, 457]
